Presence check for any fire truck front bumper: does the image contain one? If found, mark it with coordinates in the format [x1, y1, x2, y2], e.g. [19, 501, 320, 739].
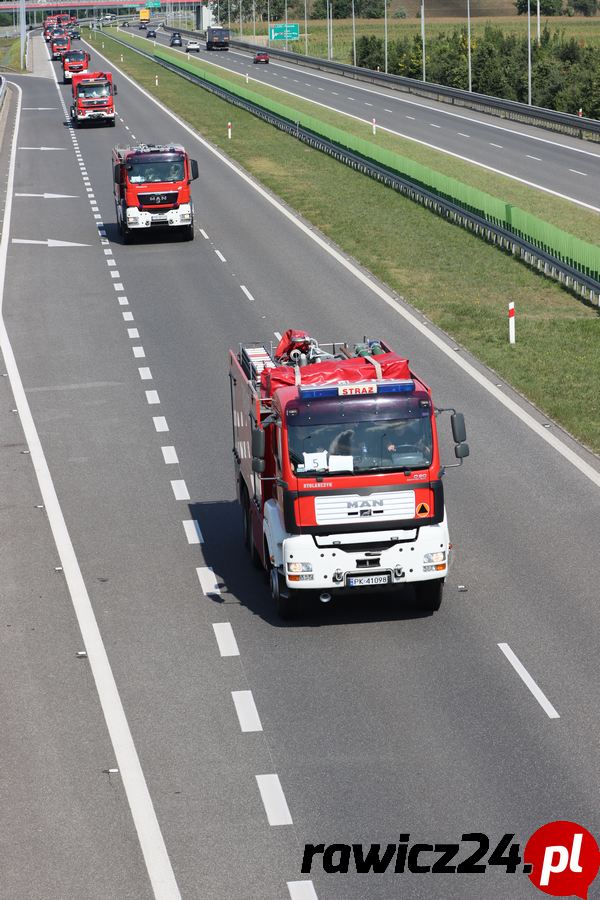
[281, 521, 450, 593]
[125, 203, 193, 229]
[76, 108, 115, 121]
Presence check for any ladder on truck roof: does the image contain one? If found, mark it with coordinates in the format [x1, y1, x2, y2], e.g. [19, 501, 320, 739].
[239, 344, 276, 382]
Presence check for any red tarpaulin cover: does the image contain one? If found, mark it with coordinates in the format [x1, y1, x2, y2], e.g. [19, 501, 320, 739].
[261, 353, 411, 395]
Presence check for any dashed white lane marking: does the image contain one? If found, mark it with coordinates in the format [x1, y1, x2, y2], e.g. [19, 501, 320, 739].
[273, 330, 282, 340]
[127, 328, 140, 339]
[331, 91, 339, 95]
[212, 622, 240, 657]
[215, 249, 226, 262]
[526, 154, 542, 161]
[569, 168, 587, 176]
[110, 271, 120, 278]
[457, 132, 469, 137]
[430, 123, 441, 128]
[347, 96, 356, 101]
[199, 228, 209, 239]
[153, 416, 169, 432]
[406, 115, 415, 119]
[161, 446, 178, 464]
[171, 479, 190, 500]
[139, 367, 152, 380]
[132, 346, 145, 358]
[287, 882, 319, 900]
[256, 774, 293, 826]
[107, 259, 116, 267]
[145, 390, 160, 405]
[490, 142, 503, 149]
[118, 296, 129, 305]
[196, 566, 221, 596]
[240, 284, 255, 302]
[384, 108, 393, 113]
[114, 283, 124, 291]
[497, 643, 560, 719]
[318, 87, 326, 92]
[123, 311, 134, 321]
[104, 248, 113, 255]
[182, 519, 204, 544]
[232, 690, 263, 732]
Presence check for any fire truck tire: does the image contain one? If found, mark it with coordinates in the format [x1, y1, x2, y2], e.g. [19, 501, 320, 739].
[415, 578, 443, 613]
[183, 223, 194, 241]
[270, 567, 297, 621]
[108, 119, 116, 127]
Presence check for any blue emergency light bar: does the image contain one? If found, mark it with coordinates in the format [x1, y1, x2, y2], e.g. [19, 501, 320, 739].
[299, 379, 415, 400]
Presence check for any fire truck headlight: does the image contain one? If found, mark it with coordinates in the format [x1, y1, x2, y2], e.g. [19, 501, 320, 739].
[287, 562, 312, 574]
[423, 551, 446, 565]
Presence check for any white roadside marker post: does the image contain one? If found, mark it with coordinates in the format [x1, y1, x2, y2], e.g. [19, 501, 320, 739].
[509, 301, 516, 344]
[228, 121, 232, 140]
[372, 117, 376, 135]
[155, 74, 158, 86]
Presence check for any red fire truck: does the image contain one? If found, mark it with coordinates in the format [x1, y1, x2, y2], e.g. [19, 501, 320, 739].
[62, 50, 90, 82]
[230, 330, 469, 618]
[112, 143, 199, 242]
[70, 71, 117, 127]
[51, 33, 70, 60]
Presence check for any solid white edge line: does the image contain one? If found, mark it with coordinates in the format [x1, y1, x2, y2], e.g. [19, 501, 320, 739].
[83, 44, 600, 489]
[231, 690, 263, 732]
[1, 81, 181, 900]
[256, 774, 293, 826]
[497, 643, 560, 719]
[182, 519, 203, 544]
[287, 881, 319, 900]
[212, 622, 240, 657]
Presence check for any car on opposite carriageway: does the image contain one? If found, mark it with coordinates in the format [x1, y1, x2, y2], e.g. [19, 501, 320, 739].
[186, 40, 201, 52]
[253, 51, 269, 63]
[170, 32, 182, 46]
[147, 28, 157, 38]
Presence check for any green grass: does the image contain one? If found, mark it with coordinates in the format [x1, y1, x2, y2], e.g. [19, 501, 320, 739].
[0, 36, 23, 71]
[89, 30, 600, 452]
[108, 27, 600, 249]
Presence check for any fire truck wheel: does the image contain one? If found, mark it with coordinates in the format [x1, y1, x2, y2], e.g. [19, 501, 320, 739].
[270, 567, 297, 621]
[183, 224, 194, 241]
[415, 578, 443, 613]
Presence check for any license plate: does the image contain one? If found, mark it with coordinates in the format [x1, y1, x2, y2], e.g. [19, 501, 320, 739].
[347, 573, 390, 588]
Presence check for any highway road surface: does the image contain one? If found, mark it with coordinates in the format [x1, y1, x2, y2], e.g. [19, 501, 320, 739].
[0, 36, 598, 900]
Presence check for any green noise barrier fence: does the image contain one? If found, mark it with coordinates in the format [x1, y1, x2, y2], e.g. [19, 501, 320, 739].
[99, 31, 600, 299]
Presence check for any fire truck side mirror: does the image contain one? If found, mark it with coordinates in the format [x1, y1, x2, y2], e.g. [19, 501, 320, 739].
[451, 412, 467, 444]
[113, 84, 118, 95]
[252, 458, 266, 474]
[190, 159, 199, 180]
[113, 165, 120, 184]
[251, 427, 265, 460]
[454, 442, 470, 460]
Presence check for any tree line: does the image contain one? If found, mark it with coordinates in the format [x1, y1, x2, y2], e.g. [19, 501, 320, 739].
[356, 24, 600, 116]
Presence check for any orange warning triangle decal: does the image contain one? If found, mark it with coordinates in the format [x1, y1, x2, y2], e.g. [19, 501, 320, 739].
[416, 502, 430, 517]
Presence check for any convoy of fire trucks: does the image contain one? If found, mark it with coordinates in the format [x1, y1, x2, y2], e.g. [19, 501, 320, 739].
[230, 331, 469, 618]
[46, 22, 470, 619]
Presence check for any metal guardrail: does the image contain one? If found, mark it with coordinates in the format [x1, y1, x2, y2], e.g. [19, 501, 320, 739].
[99, 32, 600, 302]
[161, 23, 600, 142]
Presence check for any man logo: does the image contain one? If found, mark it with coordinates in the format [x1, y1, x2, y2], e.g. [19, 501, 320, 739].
[346, 500, 384, 509]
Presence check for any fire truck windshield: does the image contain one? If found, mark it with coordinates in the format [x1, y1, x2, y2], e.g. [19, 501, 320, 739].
[77, 82, 110, 98]
[66, 51, 86, 61]
[286, 395, 433, 475]
[127, 156, 185, 184]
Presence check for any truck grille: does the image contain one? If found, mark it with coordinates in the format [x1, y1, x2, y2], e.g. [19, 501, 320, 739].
[314, 491, 416, 525]
[137, 191, 178, 206]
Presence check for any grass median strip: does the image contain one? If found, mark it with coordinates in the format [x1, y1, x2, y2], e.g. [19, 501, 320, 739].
[108, 27, 600, 248]
[89, 31, 600, 453]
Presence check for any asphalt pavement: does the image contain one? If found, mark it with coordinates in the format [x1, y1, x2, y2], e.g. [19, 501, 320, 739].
[0, 36, 598, 900]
